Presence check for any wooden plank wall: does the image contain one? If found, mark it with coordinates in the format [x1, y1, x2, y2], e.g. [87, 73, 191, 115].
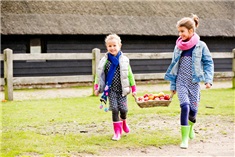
[0, 50, 234, 93]
[1, 35, 234, 79]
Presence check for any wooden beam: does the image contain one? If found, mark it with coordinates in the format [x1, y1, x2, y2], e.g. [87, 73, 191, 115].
[12, 75, 93, 85]
[134, 73, 165, 80]
[232, 49, 235, 88]
[92, 48, 101, 95]
[101, 52, 234, 59]
[211, 52, 234, 58]
[125, 53, 173, 59]
[12, 53, 93, 61]
[4, 49, 13, 101]
[0, 52, 233, 61]
[0, 50, 234, 90]
[214, 72, 234, 78]
[0, 72, 233, 87]
[0, 54, 4, 60]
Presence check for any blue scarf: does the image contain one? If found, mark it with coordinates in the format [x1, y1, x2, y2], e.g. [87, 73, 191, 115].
[100, 51, 121, 104]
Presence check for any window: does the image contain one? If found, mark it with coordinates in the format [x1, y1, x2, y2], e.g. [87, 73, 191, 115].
[27, 38, 46, 62]
[30, 38, 41, 54]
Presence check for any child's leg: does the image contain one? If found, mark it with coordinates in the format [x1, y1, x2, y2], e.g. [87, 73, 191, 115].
[109, 90, 120, 122]
[189, 110, 197, 123]
[188, 109, 198, 139]
[119, 98, 127, 120]
[180, 102, 190, 125]
[111, 108, 122, 140]
[180, 103, 190, 148]
[112, 121, 122, 141]
[120, 109, 130, 133]
[188, 86, 200, 140]
[118, 94, 130, 133]
[177, 85, 190, 125]
[112, 109, 120, 122]
[177, 86, 190, 148]
[109, 90, 122, 140]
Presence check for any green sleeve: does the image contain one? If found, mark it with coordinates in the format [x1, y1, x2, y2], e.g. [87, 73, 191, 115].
[94, 75, 98, 84]
[128, 65, 136, 86]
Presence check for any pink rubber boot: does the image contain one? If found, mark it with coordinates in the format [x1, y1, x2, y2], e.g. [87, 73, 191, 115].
[112, 121, 123, 141]
[122, 119, 130, 133]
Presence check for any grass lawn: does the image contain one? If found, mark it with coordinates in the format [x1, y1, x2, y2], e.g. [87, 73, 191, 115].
[0, 88, 234, 157]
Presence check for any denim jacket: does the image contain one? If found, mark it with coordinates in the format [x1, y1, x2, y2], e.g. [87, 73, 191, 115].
[164, 41, 214, 90]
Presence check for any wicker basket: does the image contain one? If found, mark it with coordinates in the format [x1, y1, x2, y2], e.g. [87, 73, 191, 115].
[134, 94, 173, 108]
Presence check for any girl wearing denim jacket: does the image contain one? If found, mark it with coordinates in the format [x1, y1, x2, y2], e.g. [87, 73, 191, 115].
[164, 14, 214, 149]
[94, 34, 136, 141]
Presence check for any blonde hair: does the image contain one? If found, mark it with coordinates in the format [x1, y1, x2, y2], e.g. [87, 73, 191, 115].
[176, 14, 199, 32]
[105, 34, 122, 45]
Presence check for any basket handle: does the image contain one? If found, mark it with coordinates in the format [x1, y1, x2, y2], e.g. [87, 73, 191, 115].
[133, 95, 138, 102]
[169, 92, 174, 99]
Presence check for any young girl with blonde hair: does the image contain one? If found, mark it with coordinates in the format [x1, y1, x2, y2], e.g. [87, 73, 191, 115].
[94, 34, 136, 141]
[165, 14, 214, 148]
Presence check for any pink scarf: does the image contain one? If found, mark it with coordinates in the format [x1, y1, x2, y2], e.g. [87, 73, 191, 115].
[176, 33, 200, 50]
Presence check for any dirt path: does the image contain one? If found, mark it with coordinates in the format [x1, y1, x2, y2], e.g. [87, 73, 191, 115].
[74, 115, 234, 157]
[24, 115, 234, 156]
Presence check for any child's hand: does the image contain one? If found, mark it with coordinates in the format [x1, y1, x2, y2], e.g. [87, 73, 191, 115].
[205, 83, 211, 89]
[94, 90, 99, 96]
[132, 92, 136, 97]
[171, 90, 176, 95]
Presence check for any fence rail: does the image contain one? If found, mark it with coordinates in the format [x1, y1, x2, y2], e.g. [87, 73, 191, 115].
[1, 48, 235, 100]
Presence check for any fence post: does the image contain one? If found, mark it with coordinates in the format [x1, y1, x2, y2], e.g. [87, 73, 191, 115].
[92, 48, 101, 95]
[4, 48, 13, 101]
[232, 48, 235, 89]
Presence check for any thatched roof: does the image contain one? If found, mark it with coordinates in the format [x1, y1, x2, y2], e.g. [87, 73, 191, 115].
[1, 0, 234, 37]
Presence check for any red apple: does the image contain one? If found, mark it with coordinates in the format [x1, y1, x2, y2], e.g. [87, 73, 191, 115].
[154, 97, 160, 101]
[143, 93, 149, 98]
[144, 97, 149, 101]
[138, 96, 144, 101]
[164, 94, 170, 100]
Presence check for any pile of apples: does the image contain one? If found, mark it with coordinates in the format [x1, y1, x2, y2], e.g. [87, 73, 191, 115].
[137, 92, 170, 102]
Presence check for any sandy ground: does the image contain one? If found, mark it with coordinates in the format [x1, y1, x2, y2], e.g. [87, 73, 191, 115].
[1, 80, 234, 157]
[93, 115, 235, 157]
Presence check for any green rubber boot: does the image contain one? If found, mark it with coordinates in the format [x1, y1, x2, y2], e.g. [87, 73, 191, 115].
[189, 121, 195, 139]
[180, 125, 190, 149]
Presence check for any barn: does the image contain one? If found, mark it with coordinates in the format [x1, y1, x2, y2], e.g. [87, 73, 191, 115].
[1, 0, 234, 88]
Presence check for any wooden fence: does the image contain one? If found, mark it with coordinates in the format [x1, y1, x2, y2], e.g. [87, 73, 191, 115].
[1, 48, 235, 101]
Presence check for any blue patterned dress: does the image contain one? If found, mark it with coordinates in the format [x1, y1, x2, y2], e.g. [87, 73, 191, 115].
[105, 61, 128, 112]
[176, 46, 200, 113]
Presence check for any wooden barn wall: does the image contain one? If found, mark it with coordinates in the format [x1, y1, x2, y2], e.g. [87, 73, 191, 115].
[1, 35, 234, 78]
